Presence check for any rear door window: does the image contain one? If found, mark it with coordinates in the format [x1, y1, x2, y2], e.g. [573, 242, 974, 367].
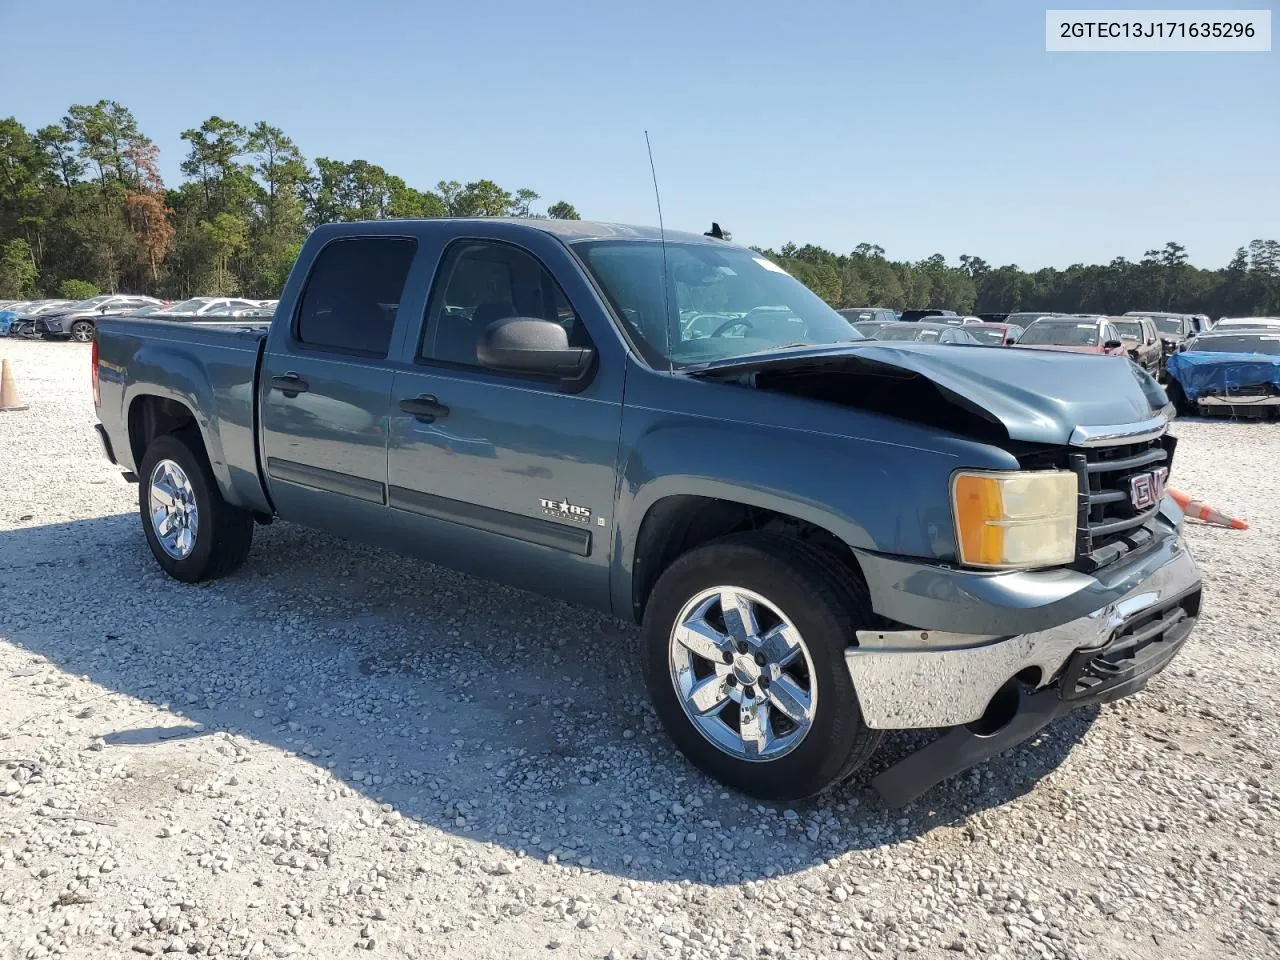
[295, 238, 417, 357]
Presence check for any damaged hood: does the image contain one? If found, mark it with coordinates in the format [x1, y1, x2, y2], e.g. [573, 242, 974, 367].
[688, 343, 1169, 446]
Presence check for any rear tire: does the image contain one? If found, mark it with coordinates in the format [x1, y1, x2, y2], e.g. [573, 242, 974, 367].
[641, 532, 883, 801]
[138, 431, 253, 583]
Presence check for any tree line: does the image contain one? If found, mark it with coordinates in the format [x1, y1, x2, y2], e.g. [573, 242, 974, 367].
[0, 101, 581, 300]
[756, 239, 1280, 319]
[1, 100, 1276, 318]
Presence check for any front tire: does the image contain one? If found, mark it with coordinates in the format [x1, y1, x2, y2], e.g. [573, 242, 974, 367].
[70, 320, 95, 343]
[138, 431, 253, 583]
[1166, 380, 1192, 416]
[641, 532, 883, 801]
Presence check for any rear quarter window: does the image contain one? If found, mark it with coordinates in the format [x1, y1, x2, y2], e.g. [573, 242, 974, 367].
[295, 237, 418, 356]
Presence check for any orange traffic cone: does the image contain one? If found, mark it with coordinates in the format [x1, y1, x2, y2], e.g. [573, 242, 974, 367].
[0, 358, 28, 412]
[1168, 487, 1248, 530]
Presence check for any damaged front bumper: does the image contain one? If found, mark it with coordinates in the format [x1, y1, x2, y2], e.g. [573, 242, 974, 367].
[844, 517, 1201, 806]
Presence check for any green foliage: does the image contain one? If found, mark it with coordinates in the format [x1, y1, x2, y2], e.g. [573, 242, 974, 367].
[58, 278, 99, 299]
[0, 238, 38, 297]
[755, 238, 1280, 318]
[546, 201, 580, 220]
[0, 106, 580, 299]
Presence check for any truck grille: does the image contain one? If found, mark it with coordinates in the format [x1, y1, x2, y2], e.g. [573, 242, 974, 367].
[1066, 432, 1177, 571]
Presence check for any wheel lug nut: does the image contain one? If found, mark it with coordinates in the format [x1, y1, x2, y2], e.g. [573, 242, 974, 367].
[759, 676, 770, 689]
[753, 653, 767, 666]
[722, 650, 733, 663]
[743, 684, 755, 698]
[736, 642, 749, 654]
[725, 675, 737, 687]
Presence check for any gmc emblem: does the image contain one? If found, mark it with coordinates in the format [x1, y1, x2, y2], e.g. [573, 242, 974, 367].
[1129, 467, 1168, 511]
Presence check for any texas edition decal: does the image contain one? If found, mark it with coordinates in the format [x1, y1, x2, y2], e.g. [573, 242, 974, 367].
[539, 498, 592, 524]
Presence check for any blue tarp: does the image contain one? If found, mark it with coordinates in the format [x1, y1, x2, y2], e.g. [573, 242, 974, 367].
[1166, 350, 1280, 401]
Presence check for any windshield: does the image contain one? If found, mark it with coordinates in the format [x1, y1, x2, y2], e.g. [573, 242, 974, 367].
[167, 298, 212, 313]
[1019, 320, 1100, 346]
[574, 240, 862, 366]
[1190, 336, 1280, 356]
[873, 325, 940, 342]
[1113, 321, 1144, 340]
[970, 327, 1007, 345]
[1153, 318, 1183, 335]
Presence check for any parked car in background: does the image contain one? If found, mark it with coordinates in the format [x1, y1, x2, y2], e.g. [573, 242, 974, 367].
[158, 297, 266, 316]
[967, 322, 1023, 346]
[36, 295, 165, 342]
[1111, 316, 1163, 376]
[870, 322, 982, 345]
[0, 301, 36, 335]
[836, 307, 898, 325]
[849, 320, 895, 338]
[899, 308, 959, 322]
[1165, 328, 1280, 418]
[1015, 316, 1129, 357]
[975, 312, 1009, 323]
[4, 299, 75, 337]
[936, 315, 983, 326]
[1213, 316, 1280, 330]
[1003, 312, 1063, 329]
[1125, 311, 1203, 342]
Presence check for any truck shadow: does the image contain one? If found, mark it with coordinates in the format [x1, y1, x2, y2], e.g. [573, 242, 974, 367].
[0, 515, 1098, 885]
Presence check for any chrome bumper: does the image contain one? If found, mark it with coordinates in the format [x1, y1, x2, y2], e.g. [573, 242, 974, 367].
[845, 540, 1201, 729]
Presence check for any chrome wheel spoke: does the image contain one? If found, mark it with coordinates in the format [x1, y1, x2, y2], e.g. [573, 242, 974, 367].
[766, 675, 812, 725]
[675, 617, 730, 664]
[150, 482, 177, 508]
[739, 703, 771, 757]
[719, 590, 758, 643]
[754, 622, 801, 668]
[687, 674, 730, 716]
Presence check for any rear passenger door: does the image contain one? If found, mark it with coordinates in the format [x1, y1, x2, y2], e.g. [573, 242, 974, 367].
[385, 237, 623, 608]
[259, 236, 417, 532]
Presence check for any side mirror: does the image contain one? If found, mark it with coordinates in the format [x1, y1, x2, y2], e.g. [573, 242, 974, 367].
[477, 318, 595, 382]
[1104, 339, 1124, 350]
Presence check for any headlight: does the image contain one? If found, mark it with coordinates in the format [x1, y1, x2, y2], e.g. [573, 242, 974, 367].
[951, 470, 1078, 569]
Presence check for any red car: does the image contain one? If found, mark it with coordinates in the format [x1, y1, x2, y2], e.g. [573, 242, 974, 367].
[1014, 317, 1129, 357]
[967, 322, 1024, 346]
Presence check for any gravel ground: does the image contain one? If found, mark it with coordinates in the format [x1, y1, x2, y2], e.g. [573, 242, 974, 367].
[0, 339, 1276, 960]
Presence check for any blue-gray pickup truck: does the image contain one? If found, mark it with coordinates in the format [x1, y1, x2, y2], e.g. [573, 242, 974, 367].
[92, 218, 1202, 806]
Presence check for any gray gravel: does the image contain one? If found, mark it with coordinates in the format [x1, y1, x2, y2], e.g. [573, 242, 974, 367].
[1, 339, 1277, 960]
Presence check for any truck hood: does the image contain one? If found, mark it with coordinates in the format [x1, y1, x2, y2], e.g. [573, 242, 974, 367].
[688, 342, 1169, 447]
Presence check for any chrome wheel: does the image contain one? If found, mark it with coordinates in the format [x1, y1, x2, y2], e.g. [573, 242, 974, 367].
[70, 321, 94, 342]
[668, 586, 818, 761]
[148, 459, 199, 560]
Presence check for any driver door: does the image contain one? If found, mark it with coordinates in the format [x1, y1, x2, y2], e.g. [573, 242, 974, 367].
[385, 238, 623, 607]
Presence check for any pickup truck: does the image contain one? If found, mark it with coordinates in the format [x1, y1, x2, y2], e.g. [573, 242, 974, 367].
[93, 218, 1202, 806]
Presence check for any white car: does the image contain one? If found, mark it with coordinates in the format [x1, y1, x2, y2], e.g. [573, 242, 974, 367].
[1214, 316, 1280, 329]
[159, 297, 266, 317]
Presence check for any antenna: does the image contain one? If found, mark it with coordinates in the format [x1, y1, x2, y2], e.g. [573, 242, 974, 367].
[644, 130, 673, 369]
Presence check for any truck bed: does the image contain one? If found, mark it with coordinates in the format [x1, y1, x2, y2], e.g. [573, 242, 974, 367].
[95, 317, 272, 514]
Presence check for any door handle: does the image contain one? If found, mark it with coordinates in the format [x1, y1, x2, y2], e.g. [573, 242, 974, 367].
[270, 373, 310, 397]
[399, 394, 450, 423]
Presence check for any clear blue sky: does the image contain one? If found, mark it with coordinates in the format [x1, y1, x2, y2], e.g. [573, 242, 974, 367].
[3, 0, 1276, 269]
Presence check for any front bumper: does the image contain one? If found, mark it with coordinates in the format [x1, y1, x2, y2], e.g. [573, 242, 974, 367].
[846, 529, 1200, 730]
[1197, 394, 1280, 407]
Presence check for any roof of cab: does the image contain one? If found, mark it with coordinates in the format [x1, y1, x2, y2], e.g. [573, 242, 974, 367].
[310, 217, 724, 247]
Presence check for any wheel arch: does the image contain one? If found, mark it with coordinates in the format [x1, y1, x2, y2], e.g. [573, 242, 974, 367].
[623, 492, 868, 624]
